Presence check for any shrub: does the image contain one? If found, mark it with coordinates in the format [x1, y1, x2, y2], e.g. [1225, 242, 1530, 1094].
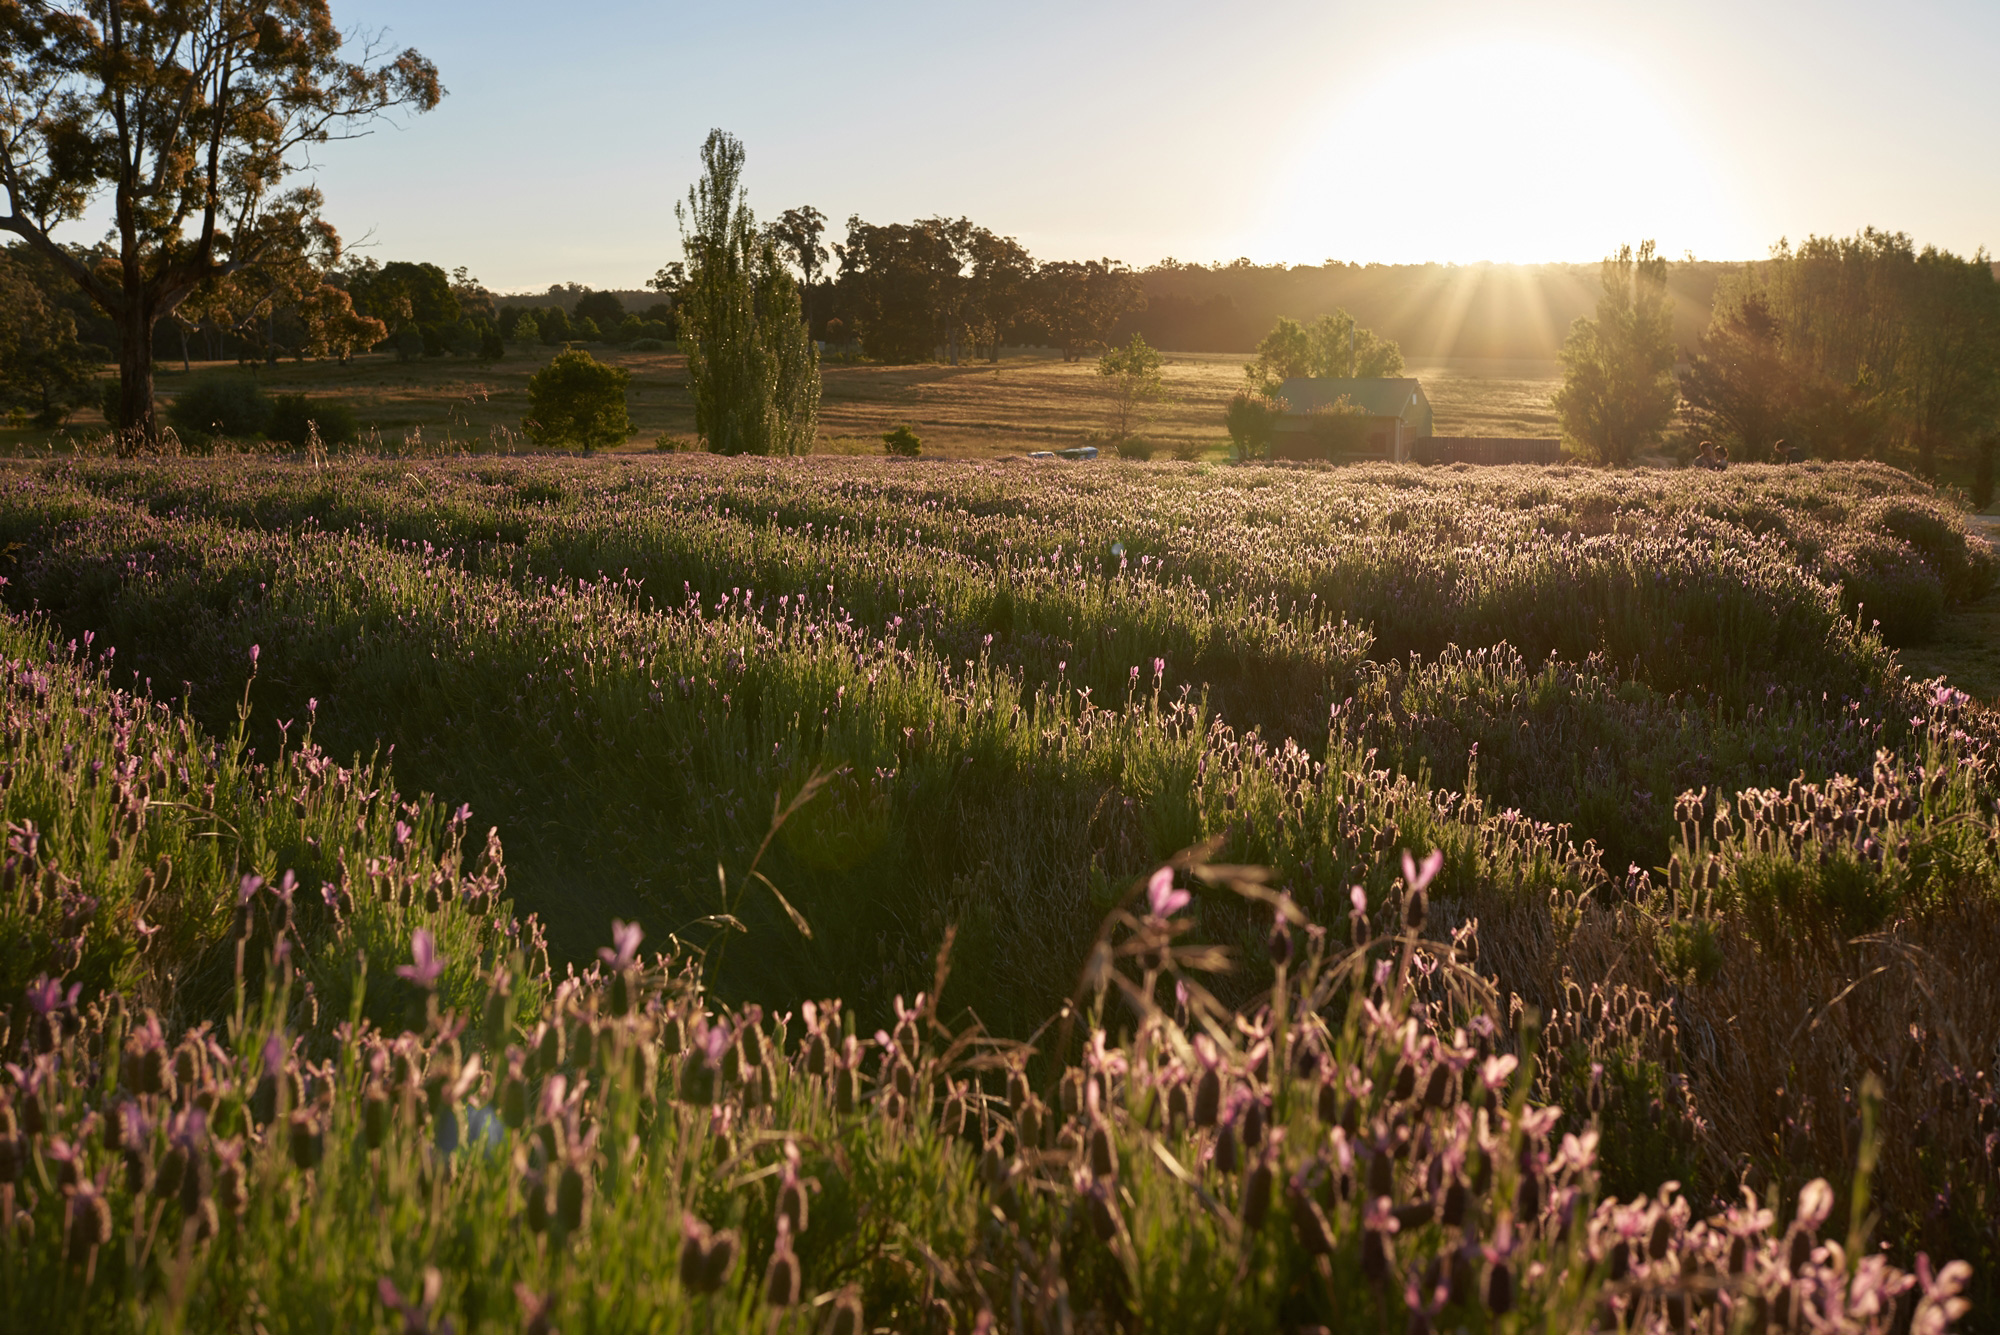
[1113, 436, 1155, 460]
[165, 371, 269, 443]
[478, 327, 506, 360]
[1855, 495, 1998, 602]
[392, 325, 425, 361]
[524, 349, 632, 452]
[881, 425, 921, 457]
[1303, 395, 1371, 457]
[629, 337, 669, 352]
[1223, 392, 1281, 460]
[1172, 439, 1209, 461]
[265, 394, 359, 449]
[574, 317, 603, 342]
[654, 434, 703, 453]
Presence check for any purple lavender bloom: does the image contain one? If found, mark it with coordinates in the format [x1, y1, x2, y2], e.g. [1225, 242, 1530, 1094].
[1146, 867, 1190, 920]
[25, 974, 80, 1016]
[396, 928, 445, 989]
[598, 919, 644, 972]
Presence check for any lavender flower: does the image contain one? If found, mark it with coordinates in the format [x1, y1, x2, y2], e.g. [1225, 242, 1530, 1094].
[396, 928, 445, 989]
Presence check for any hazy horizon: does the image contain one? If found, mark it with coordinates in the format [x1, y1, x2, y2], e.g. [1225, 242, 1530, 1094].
[41, 0, 2000, 291]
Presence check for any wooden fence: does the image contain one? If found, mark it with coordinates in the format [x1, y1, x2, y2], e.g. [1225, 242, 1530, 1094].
[1411, 437, 1564, 465]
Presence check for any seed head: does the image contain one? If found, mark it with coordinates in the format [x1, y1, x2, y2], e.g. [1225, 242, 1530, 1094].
[823, 1287, 864, 1335]
[1017, 1096, 1045, 1149]
[65, 1183, 112, 1265]
[764, 1226, 800, 1308]
[154, 1145, 187, 1201]
[556, 1164, 585, 1232]
[1193, 1069, 1221, 1128]
[287, 1111, 324, 1172]
[1214, 1121, 1239, 1175]
[1088, 1119, 1116, 1179]
[1242, 1158, 1273, 1231]
[1267, 919, 1292, 967]
[778, 1176, 810, 1236]
[1084, 1182, 1118, 1241]
[1289, 1183, 1334, 1255]
[1648, 1212, 1672, 1261]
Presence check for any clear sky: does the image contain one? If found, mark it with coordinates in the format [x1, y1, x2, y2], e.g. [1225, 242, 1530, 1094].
[276, 0, 1999, 292]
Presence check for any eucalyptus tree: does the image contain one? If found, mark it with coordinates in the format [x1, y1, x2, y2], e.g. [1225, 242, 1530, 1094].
[0, 0, 442, 442]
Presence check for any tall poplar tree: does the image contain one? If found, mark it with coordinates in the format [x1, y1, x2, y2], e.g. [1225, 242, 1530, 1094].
[676, 131, 819, 455]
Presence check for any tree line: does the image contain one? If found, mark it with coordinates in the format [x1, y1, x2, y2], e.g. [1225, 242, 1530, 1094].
[651, 208, 1146, 368]
[1553, 234, 2000, 485]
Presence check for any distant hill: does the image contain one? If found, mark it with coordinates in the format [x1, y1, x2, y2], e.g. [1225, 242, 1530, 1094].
[1117, 260, 1738, 360]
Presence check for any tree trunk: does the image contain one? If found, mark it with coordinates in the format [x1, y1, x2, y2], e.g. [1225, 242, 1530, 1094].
[118, 303, 159, 446]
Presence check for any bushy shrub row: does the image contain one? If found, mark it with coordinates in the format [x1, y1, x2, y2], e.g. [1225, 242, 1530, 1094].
[1, 458, 1998, 1311]
[162, 372, 357, 450]
[0, 695, 1976, 1329]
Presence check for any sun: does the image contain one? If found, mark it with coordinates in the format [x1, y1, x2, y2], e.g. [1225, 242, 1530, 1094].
[1257, 38, 1744, 265]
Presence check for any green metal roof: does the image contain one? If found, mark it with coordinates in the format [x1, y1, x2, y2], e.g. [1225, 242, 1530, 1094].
[1276, 377, 1426, 419]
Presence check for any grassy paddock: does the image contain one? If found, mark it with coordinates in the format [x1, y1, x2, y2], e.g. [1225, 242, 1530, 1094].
[0, 349, 1566, 461]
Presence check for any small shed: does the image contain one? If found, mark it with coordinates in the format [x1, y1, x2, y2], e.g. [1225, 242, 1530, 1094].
[1272, 378, 1434, 463]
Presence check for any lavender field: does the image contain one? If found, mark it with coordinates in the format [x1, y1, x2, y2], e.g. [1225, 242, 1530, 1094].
[0, 454, 1995, 1331]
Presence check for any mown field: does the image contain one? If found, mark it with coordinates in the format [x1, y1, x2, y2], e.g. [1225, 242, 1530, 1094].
[0, 453, 1996, 1331]
[0, 348, 1563, 459]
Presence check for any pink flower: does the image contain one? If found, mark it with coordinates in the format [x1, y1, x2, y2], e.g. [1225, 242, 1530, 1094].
[395, 929, 445, 989]
[1401, 848, 1444, 893]
[1795, 1178, 1835, 1231]
[1479, 1054, 1519, 1092]
[691, 1017, 732, 1069]
[598, 919, 644, 971]
[1146, 867, 1190, 919]
[24, 974, 79, 1016]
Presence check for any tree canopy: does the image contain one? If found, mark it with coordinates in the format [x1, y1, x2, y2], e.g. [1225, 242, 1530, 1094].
[1245, 310, 1403, 391]
[0, 0, 442, 441]
[0, 246, 96, 427]
[1033, 259, 1142, 363]
[1097, 332, 1168, 438]
[524, 348, 630, 451]
[1553, 241, 1679, 465]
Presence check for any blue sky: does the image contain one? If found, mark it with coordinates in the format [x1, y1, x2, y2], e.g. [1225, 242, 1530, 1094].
[283, 0, 2000, 291]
